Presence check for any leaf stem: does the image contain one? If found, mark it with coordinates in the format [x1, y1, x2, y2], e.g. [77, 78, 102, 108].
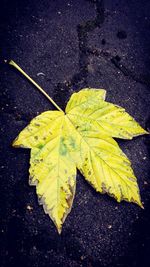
[9, 60, 63, 112]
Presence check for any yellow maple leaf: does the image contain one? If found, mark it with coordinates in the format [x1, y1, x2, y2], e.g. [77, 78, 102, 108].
[10, 61, 148, 233]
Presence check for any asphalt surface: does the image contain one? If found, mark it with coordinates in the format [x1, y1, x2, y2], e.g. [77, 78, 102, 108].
[0, 1, 150, 267]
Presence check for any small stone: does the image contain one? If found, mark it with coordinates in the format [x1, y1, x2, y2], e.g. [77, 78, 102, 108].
[108, 225, 112, 229]
[27, 205, 33, 211]
[12, 209, 16, 214]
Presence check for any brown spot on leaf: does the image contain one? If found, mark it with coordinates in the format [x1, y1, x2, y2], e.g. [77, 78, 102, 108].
[101, 182, 107, 193]
[66, 194, 72, 208]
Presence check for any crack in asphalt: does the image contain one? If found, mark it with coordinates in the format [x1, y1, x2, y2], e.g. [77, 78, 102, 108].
[53, 0, 105, 108]
[76, 0, 105, 87]
[53, 0, 150, 111]
[2, 0, 149, 121]
[3, 0, 105, 119]
[87, 47, 150, 87]
[0, 0, 105, 120]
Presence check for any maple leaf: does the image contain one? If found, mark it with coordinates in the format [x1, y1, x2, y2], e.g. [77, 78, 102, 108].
[10, 60, 148, 233]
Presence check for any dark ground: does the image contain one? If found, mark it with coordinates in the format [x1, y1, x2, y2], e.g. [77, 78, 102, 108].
[0, 0, 150, 266]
